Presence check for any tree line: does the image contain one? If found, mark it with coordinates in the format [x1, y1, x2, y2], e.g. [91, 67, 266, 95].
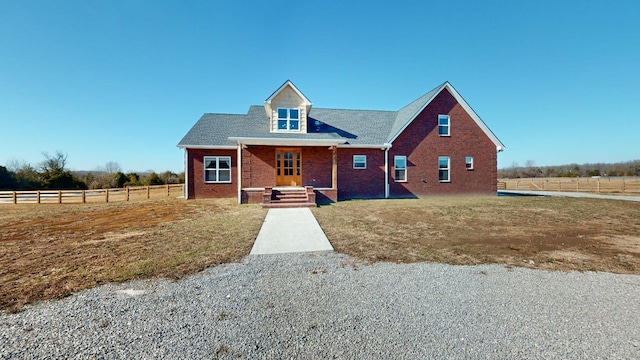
[0, 152, 184, 191]
[499, 159, 640, 179]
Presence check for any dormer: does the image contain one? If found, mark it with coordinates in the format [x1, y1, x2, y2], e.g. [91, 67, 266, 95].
[264, 80, 313, 133]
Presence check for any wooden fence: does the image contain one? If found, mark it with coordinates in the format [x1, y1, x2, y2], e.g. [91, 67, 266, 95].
[0, 184, 184, 204]
[499, 177, 640, 195]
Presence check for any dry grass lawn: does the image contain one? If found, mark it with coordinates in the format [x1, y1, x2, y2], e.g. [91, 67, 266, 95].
[312, 196, 640, 273]
[2, 195, 639, 313]
[0, 199, 267, 313]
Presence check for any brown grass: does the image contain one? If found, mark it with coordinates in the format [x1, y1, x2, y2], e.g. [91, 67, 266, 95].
[312, 196, 640, 273]
[0, 199, 267, 313]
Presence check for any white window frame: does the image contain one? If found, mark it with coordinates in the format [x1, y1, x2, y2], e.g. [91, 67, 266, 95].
[465, 156, 474, 170]
[204, 156, 232, 183]
[276, 107, 301, 131]
[353, 155, 367, 169]
[439, 156, 450, 183]
[394, 155, 407, 182]
[438, 114, 450, 136]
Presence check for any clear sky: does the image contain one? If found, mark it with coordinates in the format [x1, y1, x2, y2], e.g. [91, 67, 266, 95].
[1, 0, 638, 173]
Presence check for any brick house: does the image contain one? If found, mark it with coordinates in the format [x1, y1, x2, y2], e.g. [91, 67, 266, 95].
[178, 80, 504, 206]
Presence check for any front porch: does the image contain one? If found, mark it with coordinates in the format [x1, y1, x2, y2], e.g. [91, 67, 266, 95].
[242, 186, 338, 207]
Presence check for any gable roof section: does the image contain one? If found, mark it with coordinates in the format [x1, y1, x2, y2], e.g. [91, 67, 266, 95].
[178, 81, 504, 151]
[264, 80, 313, 118]
[388, 82, 505, 151]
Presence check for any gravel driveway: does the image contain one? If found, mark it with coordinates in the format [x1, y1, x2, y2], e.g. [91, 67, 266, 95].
[2, 252, 639, 359]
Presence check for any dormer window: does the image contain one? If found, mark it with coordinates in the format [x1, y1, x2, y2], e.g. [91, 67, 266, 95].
[277, 108, 300, 131]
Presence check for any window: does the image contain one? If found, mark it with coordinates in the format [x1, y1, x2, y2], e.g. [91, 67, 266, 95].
[394, 156, 407, 182]
[277, 108, 300, 131]
[439, 156, 450, 182]
[204, 156, 231, 183]
[353, 155, 367, 169]
[465, 156, 474, 170]
[438, 114, 450, 136]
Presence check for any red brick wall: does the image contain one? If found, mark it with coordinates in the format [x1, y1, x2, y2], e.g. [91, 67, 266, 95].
[389, 88, 498, 197]
[187, 148, 237, 199]
[337, 148, 386, 199]
[241, 146, 332, 189]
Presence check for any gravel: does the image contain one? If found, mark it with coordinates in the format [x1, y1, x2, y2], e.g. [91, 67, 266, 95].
[2, 252, 639, 359]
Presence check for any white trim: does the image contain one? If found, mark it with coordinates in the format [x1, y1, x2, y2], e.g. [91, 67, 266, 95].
[264, 80, 313, 106]
[465, 156, 474, 170]
[438, 156, 451, 183]
[237, 143, 242, 204]
[177, 145, 237, 150]
[388, 82, 505, 152]
[438, 114, 450, 137]
[204, 156, 232, 183]
[353, 155, 367, 169]
[384, 148, 389, 198]
[394, 155, 407, 183]
[337, 143, 392, 149]
[184, 148, 189, 199]
[276, 107, 302, 132]
[228, 137, 346, 147]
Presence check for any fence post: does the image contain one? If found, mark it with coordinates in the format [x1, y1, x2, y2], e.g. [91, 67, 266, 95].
[37, 191, 41, 204]
[57, 191, 61, 204]
[147, 186, 150, 199]
[623, 178, 626, 193]
[167, 184, 170, 197]
[82, 190, 86, 203]
[105, 189, 109, 203]
[13, 191, 17, 204]
[597, 179, 600, 193]
[126, 187, 130, 201]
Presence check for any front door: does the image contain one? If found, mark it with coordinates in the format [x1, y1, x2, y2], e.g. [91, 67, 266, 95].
[276, 148, 302, 186]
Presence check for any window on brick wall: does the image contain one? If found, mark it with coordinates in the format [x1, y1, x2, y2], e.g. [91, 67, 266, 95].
[438, 114, 450, 136]
[439, 156, 450, 182]
[353, 155, 367, 169]
[394, 156, 407, 182]
[465, 156, 474, 170]
[204, 156, 231, 183]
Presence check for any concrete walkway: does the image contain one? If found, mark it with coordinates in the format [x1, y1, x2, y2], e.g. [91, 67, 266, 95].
[500, 190, 640, 202]
[250, 208, 334, 255]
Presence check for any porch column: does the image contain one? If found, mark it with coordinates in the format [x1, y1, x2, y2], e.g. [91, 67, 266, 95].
[332, 146, 337, 189]
[237, 142, 242, 204]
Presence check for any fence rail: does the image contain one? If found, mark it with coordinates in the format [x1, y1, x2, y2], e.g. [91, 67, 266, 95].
[499, 177, 640, 195]
[0, 184, 184, 204]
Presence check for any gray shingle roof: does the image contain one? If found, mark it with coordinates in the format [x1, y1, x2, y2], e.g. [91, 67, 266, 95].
[177, 81, 505, 150]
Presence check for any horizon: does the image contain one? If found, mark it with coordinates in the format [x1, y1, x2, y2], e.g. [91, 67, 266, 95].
[1, 1, 639, 173]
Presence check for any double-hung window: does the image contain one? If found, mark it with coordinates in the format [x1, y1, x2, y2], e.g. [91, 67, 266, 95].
[465, 156, 474, 170]
[277, 108, 300, 131]
[438, 156, 450, 182]
[438, 115, 450, 136]
[204, 156, 231, 183]
[353, 155, 367, 169]
[394, 156, 407, 182]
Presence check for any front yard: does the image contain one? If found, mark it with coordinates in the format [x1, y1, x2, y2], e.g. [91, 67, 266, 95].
[2, 196, 639, 313]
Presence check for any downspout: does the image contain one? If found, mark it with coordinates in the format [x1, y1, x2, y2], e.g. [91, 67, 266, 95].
[237, 141, 242, 204]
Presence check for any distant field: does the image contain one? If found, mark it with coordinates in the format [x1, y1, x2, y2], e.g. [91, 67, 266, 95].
[500, 177, 640, 195]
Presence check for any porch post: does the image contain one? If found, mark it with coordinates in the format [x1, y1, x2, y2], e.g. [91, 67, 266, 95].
[183, 148, 189, 199]
[237, 141, 242, 204]
[332, 146, 337, 189]
[384, 147, 389, 198]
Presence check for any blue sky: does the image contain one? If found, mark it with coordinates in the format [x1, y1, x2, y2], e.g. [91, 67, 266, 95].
[1, 0, 638, 173]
